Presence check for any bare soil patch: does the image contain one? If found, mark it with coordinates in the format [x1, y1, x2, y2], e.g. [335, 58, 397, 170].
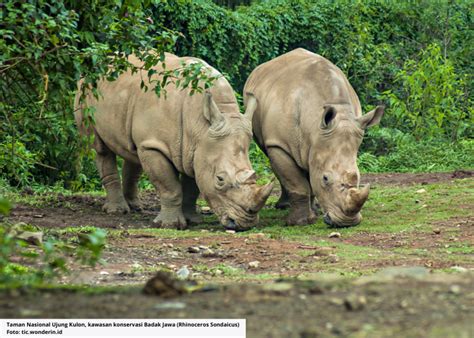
[361, 170, 473, 186]
[1, 273, 473, 338]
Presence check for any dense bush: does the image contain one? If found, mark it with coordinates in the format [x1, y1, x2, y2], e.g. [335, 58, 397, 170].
[1, 0, 472, 189]
[0, 0, 215, 187]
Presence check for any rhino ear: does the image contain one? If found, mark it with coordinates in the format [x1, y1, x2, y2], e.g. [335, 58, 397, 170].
[244, 93, 258, 121]
[203, 91, 224, 126]
[357, 106, 385, 129]
[321, 105, 337, 129]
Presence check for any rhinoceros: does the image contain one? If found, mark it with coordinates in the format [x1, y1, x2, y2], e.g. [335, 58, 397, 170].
[244, 48, 384, 227]
[74, 53, 272, 230]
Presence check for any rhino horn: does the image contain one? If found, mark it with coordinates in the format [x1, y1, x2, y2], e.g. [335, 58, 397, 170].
[237, 170, 257, 184]
[345, 184, 370, 214]
[253, 180, 274, 211]
[244, 93, 258, 121]
[203, 91, 225, 126]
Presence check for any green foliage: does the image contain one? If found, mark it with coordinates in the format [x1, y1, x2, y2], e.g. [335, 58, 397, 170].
[0, 0, 217, 188]
[358, 129, 474, 173]
[382, 44, 472, 141]
[0, 222, 106, 287]
[1, 0, 473, 188]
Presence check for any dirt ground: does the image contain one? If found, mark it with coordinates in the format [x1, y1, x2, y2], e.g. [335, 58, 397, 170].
[1, 273, 473, 338]
[2, 172, 474, 337]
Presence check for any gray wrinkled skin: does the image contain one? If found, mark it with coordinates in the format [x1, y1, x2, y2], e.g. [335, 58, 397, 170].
[245, 48, 384, 227]
[75, 53, 272, 230]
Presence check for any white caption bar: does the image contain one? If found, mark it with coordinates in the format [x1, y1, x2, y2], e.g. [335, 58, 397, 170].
[0, 319, 246, 338]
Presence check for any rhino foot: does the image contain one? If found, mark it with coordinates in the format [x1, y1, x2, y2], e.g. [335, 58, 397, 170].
[153, 212, 187, 230]
[184, 212, 203, 225]
[275, 199, 290, 209]
[286, 211, 317, 226]
[126, 198, 142, 212]
[102, 200, 130, 214]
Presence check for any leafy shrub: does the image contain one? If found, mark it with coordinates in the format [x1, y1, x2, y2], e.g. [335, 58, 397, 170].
[0, 221, 107, 287]
[359, 134, 474, 173]
[382, 44, 472, 141]
[1, 0, 217, 188]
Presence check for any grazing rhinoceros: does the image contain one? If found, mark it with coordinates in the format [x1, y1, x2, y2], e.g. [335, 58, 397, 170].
[244, 48, 384, 227]
[75, 53, 272, 231]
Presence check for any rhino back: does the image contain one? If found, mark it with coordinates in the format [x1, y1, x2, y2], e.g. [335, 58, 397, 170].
[245, 48, 361, 168]
[85, 53, 238, 176]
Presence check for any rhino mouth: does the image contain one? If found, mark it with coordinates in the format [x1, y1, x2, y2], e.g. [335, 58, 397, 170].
[221, 213, 258, 232]
[323, 212, 361, 227]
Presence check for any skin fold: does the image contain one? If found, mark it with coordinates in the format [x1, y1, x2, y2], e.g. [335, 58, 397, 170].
[75, 53, 272, 231]
[245, 48, 384, 227]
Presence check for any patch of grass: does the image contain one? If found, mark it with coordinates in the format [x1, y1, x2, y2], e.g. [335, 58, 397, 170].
[250, 179, 473, 241]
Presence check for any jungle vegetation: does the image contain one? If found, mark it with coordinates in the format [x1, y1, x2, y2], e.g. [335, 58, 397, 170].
[1, 0, 472, 189]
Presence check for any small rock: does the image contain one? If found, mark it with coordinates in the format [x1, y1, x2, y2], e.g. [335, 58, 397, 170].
[99, 271, 109, 275]
[168, 251, 180, 258]
[33, 214, 44, 218]
[344, 294, 367, 311]
[16, 231, 43, 246]
[328, 232, 341, 238]
[187, 246, 200, 253]
[450, 266, 467, 273]
[201, 248, 215, 257]
[154, 302, 186, 310]
[226, 230, 236, 234]
[416, 188, 427, 194]
[327, 254, 339, 263]
[163, 243, 174, 248]
[143, 271, 188, 297]
[248, 261, 261, 269]
[433, 228, 441, 234]
[200, 206, 212, 214]
[449, 285, 461, 294]
[198, 245, 209, 250]
[176, 266, 190, 280]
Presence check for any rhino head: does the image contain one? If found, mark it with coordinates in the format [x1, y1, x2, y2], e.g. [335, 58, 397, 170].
[310, 104, 384, 227]
[193, 93, 273, 231]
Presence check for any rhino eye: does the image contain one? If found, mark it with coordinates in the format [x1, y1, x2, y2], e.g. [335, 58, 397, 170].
[216, 175, 225, 187]
[322, 175, 330, 185]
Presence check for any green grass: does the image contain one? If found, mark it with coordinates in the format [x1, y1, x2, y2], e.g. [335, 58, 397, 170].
[252, 178, 473, 240]
[1, 178, 472, 285]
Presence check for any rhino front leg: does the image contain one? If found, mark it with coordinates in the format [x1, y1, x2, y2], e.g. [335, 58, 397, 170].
[267, 147, 317, 225]
[94, 144, 130, 214]
[181, 175, 203, 225]
[123, 160, 143, 211]
[138, 149, 187, 229]
[275, 185, 290, 209]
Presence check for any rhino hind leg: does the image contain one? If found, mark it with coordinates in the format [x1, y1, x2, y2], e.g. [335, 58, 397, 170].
[267, 147, 317, 225]
[123, 161, 143, 211]
[181, 175, 203, 225]
[94, 137, 130, 214]
[138, 148, 187, 230]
